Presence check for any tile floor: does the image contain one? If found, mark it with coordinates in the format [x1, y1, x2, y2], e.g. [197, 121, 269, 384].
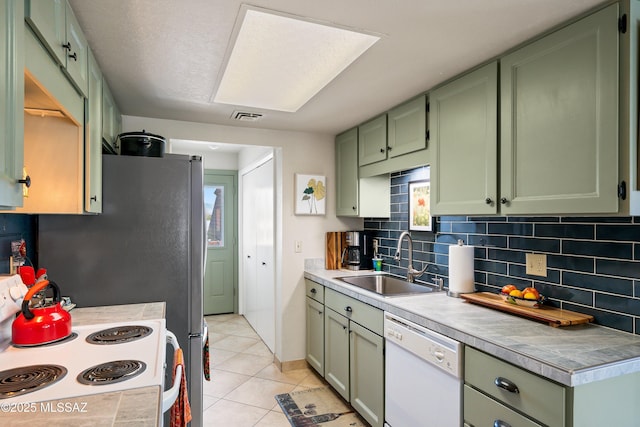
[203, 314, 328, 427]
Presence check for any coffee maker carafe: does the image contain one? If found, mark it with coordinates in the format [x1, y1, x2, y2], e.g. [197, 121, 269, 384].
[342, 232, 361, 270]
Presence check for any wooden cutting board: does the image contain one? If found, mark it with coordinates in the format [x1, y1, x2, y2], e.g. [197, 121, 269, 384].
[460, 292, 594, 327]
[325, 232, 337, 270]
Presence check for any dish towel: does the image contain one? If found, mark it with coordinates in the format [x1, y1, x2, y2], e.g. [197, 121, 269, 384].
[203, 335, 211, 381]
[170, 348, 192, 427]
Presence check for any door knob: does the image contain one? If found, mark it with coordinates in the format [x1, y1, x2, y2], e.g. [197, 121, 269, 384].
[500, 197, 509, 205]
[485, 197, 493, 205]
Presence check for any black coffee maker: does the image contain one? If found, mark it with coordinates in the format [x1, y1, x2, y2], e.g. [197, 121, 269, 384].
[341, 231, 374, 270]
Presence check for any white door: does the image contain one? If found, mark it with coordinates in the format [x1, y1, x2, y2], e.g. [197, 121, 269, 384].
[242, 158, 275, 351]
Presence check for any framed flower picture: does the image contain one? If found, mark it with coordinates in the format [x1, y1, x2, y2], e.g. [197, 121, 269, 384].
[295, 174, 326, 215]
[408, 180, 432, 231]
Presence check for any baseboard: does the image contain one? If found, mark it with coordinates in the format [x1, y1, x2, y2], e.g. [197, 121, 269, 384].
[274, 356, 308, 372]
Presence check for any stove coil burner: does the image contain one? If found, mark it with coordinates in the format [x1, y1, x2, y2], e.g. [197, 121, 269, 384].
[86, 325, 152, 345]
[0, 365, 67, 399]
[77, 360, 146, 385]
[13, 332, 78, 348]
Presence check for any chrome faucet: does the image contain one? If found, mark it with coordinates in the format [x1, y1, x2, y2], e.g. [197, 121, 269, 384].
[394, 231, 429, 283]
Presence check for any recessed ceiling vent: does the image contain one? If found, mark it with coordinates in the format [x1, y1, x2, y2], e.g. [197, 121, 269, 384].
[231, 110, 263, 121]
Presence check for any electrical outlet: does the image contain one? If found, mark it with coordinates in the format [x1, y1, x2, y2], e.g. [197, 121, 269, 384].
[294, 240, 302, 253]
[526, 253, 547, 277]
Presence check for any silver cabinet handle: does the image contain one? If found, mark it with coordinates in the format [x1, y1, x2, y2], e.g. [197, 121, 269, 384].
[494, 421, 512, 427]
[500, 197, 509, 205]
[344, 306, 352, 313]
[494, 377, 519, 394]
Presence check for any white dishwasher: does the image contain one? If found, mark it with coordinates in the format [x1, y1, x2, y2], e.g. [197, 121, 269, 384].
[384, 312, 462, 427]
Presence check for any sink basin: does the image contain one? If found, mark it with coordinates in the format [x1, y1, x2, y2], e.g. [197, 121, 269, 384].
[336, 274, 439, 297]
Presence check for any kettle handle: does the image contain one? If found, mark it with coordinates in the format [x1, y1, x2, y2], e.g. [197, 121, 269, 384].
[21, 280, 61, 320]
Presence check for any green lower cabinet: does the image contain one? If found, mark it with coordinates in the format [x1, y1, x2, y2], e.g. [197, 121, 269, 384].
[323, 287, 385, 427]
[324, 308, 350, 401]
[349, 321, 384, 427]
[305, 297, 324, 376]
[464, 385, 543, 427]
[465, 346, 640, 427]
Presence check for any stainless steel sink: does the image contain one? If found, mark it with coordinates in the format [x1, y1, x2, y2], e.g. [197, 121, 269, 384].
[335, 274, 439, 297]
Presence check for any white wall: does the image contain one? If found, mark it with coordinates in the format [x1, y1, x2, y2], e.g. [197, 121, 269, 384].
[123, 115, 362, 363]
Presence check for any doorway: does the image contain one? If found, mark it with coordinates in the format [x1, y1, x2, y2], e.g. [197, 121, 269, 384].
[203, 170, 237, 315]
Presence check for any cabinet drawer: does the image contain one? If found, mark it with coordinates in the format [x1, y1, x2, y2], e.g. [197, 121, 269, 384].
[305, 279, 324, 303]
[465, 347, 565, 427]
[464, 385, 543, 427]
[325, 288, 383, 335]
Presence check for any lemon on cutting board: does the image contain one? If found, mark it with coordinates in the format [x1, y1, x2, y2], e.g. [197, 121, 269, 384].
[509, 289, 523, 298]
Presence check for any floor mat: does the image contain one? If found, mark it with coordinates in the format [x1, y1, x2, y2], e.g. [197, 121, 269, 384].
[275, 386, 369, 426]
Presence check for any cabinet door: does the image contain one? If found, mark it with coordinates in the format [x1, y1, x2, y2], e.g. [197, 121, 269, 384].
[85, 49, 102, 213]
[324, 308, 350, 401]
[336, 128, 359, 216]
[430, 62, 498, 215]
[387, 95, 427, 158]
[64, 2, 89, 96]
[102, 81, 118, 151]
[0, 0, 24, 208]
[500, 4, 619, 215]
[350, 321, 384, 427]
[24, 0, 66, 66]
[306, 297, 325, 376]
[358, 115, 387, 166]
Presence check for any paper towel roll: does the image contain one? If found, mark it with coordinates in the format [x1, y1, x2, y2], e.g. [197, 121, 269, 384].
[448, 240, 475, 297]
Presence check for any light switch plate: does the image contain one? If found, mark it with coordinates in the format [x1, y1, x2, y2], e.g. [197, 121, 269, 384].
[294, 240, 302, 253]
[526, 253, 547, 277]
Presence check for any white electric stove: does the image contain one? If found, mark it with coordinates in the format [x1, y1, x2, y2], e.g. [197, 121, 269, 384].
[0, 275, 179, 411]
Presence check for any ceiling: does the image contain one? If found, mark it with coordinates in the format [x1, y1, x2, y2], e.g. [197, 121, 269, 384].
[69, 0, 607, 136]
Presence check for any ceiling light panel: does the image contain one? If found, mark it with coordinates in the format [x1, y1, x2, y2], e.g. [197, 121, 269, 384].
[213, 6, 380, 112]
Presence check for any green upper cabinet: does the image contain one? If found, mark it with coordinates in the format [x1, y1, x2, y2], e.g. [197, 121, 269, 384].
[25, 0, 89, 97]
[86, 49, 102, 213]
[387, 95, 427, 157]
[336, 127, 390, 218]
[0, 0, 24, 209]
[358, 114, 387, 166]
[358, 95, 429, 178]
[336, 128, 359, 216]
[102, 79, 121, 152]
[430, 62, 498, 216]
[500, 3, 619, 215]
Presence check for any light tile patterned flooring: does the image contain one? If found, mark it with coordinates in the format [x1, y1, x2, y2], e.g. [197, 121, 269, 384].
[203, 314, 327, 427]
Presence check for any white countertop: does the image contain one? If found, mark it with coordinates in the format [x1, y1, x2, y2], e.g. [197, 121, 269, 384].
[305, 268, 640, 387]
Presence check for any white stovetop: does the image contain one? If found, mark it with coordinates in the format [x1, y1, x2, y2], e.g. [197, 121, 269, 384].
[0, 319, 166, 404]
[1, 276, 167, 404]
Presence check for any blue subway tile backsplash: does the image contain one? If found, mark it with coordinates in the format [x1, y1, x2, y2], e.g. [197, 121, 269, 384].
[364, 166, 640, 335]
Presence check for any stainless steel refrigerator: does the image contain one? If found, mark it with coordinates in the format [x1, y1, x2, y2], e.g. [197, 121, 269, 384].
[38, 153, 206, 427]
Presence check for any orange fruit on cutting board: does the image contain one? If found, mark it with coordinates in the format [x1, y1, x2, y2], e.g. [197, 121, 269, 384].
[501, 284, 517, 294]
[509, 289, 523, 298]
[522, 287, 540, 299]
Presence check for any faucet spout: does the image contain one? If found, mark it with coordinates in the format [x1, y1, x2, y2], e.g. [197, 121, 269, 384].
[395, 231, 428, 283]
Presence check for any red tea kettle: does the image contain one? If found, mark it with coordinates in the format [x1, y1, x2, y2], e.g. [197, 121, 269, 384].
[12, 280, 72, 346]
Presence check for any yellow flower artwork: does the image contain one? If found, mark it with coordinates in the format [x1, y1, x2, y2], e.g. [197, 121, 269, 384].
[295, 174, 326, 215]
